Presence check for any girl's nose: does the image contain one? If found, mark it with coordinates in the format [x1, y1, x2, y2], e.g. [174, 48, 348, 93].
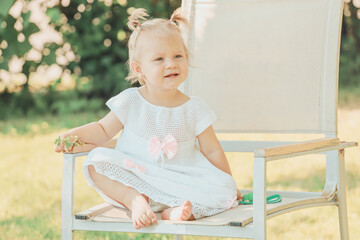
[165, 59, 176, 68]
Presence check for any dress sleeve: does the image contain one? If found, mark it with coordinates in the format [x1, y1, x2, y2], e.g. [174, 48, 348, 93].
[106, 88, 132, 125]
[194, 97, 218, 136]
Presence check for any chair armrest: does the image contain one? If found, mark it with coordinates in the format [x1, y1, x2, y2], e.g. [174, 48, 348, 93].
[254, 138, 357, 161]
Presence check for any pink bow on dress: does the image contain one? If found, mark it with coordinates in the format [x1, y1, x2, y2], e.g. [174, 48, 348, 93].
[148, 134, 178, 167]
[124, 158, 146, 174]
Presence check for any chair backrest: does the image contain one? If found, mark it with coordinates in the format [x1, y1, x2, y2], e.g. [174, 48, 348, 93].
[180, 0, 344, 136]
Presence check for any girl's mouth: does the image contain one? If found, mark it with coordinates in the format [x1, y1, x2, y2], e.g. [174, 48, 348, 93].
[164, 73, 179, 78]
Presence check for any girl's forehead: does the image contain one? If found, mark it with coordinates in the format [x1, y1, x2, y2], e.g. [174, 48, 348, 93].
[137, 31, 185, 53]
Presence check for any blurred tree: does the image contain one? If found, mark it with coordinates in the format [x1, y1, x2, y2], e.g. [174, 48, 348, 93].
[339, 0, 360, 88]
[0, 0, 65, 118]
[53, 0, 180, 98]
[0, 0, 180, 119]
[0, 0, 359, 119]
[0, 0, 39, 73]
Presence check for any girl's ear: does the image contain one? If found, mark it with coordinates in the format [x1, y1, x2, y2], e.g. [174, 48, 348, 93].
[131, 62, 142, 76]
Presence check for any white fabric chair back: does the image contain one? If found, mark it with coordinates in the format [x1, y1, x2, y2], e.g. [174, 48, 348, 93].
[180, 0, 343, 135]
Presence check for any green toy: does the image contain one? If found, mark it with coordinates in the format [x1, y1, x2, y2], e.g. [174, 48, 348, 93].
[239, 192, 282, 205]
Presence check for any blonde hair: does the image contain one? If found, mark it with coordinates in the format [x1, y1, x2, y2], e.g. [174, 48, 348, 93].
[126, 8, 189, 85]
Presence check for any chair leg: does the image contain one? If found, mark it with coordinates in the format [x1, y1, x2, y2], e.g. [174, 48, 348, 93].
[62, 229, 74, 240]
[174, 235, 184, 240]
[253, 157, 267, 240]
[337, 149, 349, 240]
[62, 154, 76, 240]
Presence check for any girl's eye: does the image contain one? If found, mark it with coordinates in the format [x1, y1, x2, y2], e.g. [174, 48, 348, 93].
[155, 57, 163, 61]
[175, 55, 182, 59]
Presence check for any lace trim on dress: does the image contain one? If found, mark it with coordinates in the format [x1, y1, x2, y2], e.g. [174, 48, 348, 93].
[92, 161, 228, 219]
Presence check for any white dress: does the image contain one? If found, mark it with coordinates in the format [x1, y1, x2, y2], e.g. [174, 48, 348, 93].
[82, 87, 238, 219]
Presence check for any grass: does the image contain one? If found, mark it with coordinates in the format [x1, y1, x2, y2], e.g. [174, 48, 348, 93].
[339, 86, 360, 109]
[0, 108, 360, 239]
[0, 110, 109, 135]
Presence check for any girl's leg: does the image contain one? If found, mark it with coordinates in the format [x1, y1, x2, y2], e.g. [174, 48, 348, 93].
[88, 165, 157, 229]
[161, 200, 195, 221]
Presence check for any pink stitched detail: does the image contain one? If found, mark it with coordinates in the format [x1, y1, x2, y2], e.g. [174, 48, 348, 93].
[124, 158, 146, 173]
[227, 196, 238, 210]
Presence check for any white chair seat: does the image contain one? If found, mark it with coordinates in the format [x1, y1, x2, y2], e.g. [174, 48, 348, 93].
[74, 190, 336, 228]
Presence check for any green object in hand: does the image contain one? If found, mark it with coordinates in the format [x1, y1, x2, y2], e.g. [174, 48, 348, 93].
[238, 192, 282, 205]
[55, 136, 85, 152]
[55, 137, 62, 146]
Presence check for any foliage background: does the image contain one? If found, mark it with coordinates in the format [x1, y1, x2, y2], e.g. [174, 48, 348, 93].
[0, 0, 179, 120]
[1, 1, 360, 239]
[0, 0, 360, 121]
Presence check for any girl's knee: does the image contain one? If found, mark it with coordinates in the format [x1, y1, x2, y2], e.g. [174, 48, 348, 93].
[88, 165, 96, 178]
[88, 165, 111, 184]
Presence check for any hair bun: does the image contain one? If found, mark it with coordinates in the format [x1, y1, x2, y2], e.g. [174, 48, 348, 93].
[170, 8, 188, 27]
[127, 8, 149, 31]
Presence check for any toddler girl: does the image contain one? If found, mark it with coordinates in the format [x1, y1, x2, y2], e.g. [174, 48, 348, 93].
[55, 8, 240, 229]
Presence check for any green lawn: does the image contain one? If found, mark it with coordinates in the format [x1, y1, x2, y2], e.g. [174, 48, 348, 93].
[1, 109, 360, 239]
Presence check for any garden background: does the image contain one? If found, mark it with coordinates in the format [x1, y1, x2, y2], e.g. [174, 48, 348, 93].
[1, 0, 360, 239]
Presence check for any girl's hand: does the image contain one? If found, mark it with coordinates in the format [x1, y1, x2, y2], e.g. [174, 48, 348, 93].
[237, 189, 242, 200]
[54, 134, 84, 153]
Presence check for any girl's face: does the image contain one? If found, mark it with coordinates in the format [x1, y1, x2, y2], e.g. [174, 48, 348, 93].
[132, 31, 188, 91]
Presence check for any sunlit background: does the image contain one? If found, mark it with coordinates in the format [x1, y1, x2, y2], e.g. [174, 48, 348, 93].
[0, 0, 360, 239]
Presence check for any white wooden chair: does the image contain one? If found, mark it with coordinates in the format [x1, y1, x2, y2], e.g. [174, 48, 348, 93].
[61, 0, 358, 239]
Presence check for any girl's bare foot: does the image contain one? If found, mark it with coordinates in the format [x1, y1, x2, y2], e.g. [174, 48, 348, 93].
[161, 200, 194, 221]
[129, 195, 157, 229]
[87, 165, 156, 229]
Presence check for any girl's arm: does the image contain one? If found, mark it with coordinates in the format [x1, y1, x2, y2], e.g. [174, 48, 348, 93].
[197, 125, 232, 175]
[54, 111, 123, 153]
[197, 126, 242, 199]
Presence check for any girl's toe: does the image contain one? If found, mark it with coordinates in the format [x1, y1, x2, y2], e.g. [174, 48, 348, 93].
[135, 219, 144, 229]
[141, 215, 151, 225]
[147, 210, 157, 223]
[138, 221, 145, 228]
[139, 219, 147, 227]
